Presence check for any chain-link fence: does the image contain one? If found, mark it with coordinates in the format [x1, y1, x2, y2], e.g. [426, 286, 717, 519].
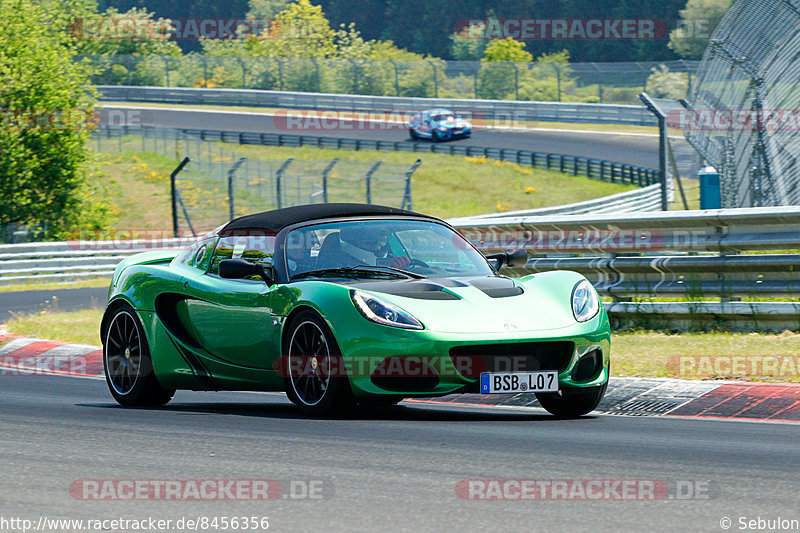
[93, 126, 418, 235]
[81, 55, 698, 104]
[683, 0, 800, 208]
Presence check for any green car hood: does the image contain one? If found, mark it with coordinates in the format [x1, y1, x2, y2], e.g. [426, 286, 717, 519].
[347, 272, 588, 334]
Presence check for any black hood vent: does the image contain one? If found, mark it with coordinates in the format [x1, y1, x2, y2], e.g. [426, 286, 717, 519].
[347, 276, 523, 300]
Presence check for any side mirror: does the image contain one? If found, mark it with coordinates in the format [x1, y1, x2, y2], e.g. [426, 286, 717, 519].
[506, 249, 528, 267]
[219, 258, 273, 284]
[486, 249, 528, 270]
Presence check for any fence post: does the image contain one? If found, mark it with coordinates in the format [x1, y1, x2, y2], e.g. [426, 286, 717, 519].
[402, 159, 422, 210]
[237, 57, 246, 88]
[388, 59, 400, 96]
[311, 58, 321, 92]
[201, 55, 208, 87]
[428, 61, 438, 98]
[161, 55, 170, 87]
[550, 63, 562, 102]
[513, 63, 519, 100]
[170, 157, 190, 238]
[365, 161, 381, 204]
[227, 157, 247, 221]
[349, 59, 359, 93]
[639, 92, 669, 211]
[322, 159, 339, 203]
[275, 158, 293, 209]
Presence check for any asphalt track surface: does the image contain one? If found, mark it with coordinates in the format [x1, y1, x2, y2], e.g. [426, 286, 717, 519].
[0, 287, 107, 320]
[103, 106, 661, 169]
[1, 374, 798, 532]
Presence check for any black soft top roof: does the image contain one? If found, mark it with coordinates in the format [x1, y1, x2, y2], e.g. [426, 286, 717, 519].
[220, 203, 435, 234]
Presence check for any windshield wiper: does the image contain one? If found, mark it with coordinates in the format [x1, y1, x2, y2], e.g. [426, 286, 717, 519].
[291, 265, 424, 281]
[357, 264, 427, 279]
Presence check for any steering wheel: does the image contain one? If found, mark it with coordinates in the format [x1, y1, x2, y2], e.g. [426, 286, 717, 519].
[406, 259, 430, 269]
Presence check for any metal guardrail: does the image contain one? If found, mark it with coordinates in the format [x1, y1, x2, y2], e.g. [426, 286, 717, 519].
[98, 85, 659, 126]
[450, 206, 800, 331]
[454, 184, 664, 219]
[2, 208, 798, 330]
[97, 125, 659, 187]
[0, 239, 185, 285]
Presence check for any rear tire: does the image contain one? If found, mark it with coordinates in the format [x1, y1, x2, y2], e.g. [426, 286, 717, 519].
[283, 310, 353, 417]
[103, 302, 175, 407]
[535, 383, 607, 418]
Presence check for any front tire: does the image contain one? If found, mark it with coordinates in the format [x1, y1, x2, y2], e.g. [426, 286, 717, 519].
[535, 383, 607, 418]
[409, 128, 419, 140]
[103, 302, 174, 407]
[283, 310, 352, 416]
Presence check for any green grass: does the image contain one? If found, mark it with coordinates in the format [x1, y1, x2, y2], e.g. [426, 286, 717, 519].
[6, 311, 800, 382]
[613, 330, 800, 382]
[90, 139, 636, 223]
[90, 150, 178, 232]
[0, 277, 110, 293]
[6, 309, 104, 346]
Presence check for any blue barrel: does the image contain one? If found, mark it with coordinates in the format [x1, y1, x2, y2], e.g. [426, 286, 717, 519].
[698, 166, 721, 209]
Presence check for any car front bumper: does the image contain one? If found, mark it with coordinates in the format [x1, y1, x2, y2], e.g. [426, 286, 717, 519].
[339, 311, 610, 399]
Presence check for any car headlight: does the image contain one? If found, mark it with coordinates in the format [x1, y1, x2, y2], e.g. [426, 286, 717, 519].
[438, 126, 447, 131]
[350, 290, 423, 330]
[572, 280, 600, 322]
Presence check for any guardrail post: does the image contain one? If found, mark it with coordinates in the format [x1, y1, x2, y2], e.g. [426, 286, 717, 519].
[322, 158, 338, 204]
[365, 161, 381, 204]
[513, 63, 519, 100]
[201, 55, 208, 88]
[170, 157, 190, 238]
[274, 158, 293, 209]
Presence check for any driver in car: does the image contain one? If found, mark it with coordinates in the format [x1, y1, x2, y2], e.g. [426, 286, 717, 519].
[339, 226, 411, 269]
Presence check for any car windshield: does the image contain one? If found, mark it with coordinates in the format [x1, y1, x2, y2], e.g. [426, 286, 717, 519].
[285, 219, 493, 280]
[431, 112, 455, 121]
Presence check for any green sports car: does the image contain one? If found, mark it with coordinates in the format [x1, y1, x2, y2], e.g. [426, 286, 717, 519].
[101, 204, 610, 417]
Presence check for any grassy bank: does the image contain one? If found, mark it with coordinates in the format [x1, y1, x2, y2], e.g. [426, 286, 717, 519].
[89, 142, 636, 227]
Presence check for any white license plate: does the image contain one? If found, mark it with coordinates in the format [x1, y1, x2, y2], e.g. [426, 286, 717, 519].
[480, 371, 558, 394]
